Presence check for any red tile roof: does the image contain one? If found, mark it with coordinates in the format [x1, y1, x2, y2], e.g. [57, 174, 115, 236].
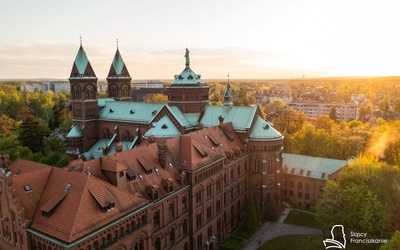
[29, 168, 147, 243]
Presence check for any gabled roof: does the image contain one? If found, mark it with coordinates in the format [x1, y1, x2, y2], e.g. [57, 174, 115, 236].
[69, 46, 97, 79]
[249, 116, 283, 141]
[180, 122, 245, 171]
[143, 115, 181, 139]
[9, 160, 53, 219]
[66, 125, 83, 138]
[282, 153, 348, 180]
[29, 168, 147, 243]
[107, 49, 131, 79]
[200, 104, 259, 132]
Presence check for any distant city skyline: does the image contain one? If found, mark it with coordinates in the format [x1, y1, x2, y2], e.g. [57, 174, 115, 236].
[1, 0, 400, 79]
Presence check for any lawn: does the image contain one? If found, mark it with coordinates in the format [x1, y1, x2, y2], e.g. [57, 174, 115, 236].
[283, 210, 319, 228]
[262, 235, 378, 250]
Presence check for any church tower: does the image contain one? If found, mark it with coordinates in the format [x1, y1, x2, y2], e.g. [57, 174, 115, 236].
[167, 48, 210, 113]
[67, 40, 99, 158]
[107, 43, 132, 101]
[223, 81, 233, 106]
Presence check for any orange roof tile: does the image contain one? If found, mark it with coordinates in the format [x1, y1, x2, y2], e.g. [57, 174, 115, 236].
[30, 168, 147, 243]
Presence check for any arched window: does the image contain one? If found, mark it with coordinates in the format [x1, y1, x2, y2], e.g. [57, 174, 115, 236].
[196, 189, 202, 204]
[254, 157, 260, 172]
[134, 238, 144, 250]
[207, 205, 212, 221]
[196, 212, 202, 228]
[169, 203, 174, 219]
[154, 238, 161, 250]
[183, 219, 188, 235]
[298, 182, 303, 189]
[102, 128, 110, 139]
[109, 84, 118, 97]
[85, 85, 95, 99]
[289, 181, 294, 188]
[170, 228, 175, 246]
[122, 130, 130, 141]
[207, 183, 212, 197]
[73, 85, 81, 100]
[197, 233, 202, 250]
[121, 84, 129, 97]
[153, 212, 160, 228]
[305, 183, 310, 190]
[182, 196, 187, 211]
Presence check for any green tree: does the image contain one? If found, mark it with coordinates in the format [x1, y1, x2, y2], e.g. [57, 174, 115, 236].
[315, 181, 343, 229]
[265, 198, 279, 221]
[44, 137, 67, 155]
[17, 114, 49, 153]
[59, 109, 73, 134]
[245, 195, 258, 230]
[253, 193, 261, 223]
[316, 158, 396, 237]
[381, 231, 400, 250]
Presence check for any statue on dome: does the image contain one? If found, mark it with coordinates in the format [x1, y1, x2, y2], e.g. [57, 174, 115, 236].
[185, 48, 190, 67]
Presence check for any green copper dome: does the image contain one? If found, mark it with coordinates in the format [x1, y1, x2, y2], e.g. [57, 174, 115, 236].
[169, 48, 208, 88]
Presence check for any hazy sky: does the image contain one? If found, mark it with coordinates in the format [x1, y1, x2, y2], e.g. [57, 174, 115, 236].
[1, 0, 400, 79]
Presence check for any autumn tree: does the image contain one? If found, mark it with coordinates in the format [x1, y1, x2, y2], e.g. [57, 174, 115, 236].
[149, 93, 168, 103]
[0, 114, 15, 137]
[273, 108, 307, 135]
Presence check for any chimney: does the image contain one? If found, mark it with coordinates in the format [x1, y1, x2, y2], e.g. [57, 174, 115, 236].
[115, 142, 123, 153]
[157, 139, 167, 169]
[198, 122, 204, 130]
[218, 115, 224, 128]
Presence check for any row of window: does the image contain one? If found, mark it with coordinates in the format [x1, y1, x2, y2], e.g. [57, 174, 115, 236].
[286, 190, 311, 200]
[252, 144, 281, 152]
[253, 157, 274, 172]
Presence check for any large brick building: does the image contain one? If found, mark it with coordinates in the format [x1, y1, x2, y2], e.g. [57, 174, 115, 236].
[0, 44, 348, 250]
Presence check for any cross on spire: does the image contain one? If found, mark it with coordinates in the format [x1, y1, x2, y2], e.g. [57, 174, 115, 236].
[227, 74, 230, 83]
[79, 34, 82, 46]
[116, 38, 119, 49]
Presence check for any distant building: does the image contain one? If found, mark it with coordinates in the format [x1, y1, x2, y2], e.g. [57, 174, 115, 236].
[288, 101, 358, 121]
[282, 154, 350, 210]
[20, 82, 70, 94]
[132, 80, 164, 89]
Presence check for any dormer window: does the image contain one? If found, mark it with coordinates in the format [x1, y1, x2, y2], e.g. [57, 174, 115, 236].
[109, 108, 114, 113]
[101, 200, 115, 213]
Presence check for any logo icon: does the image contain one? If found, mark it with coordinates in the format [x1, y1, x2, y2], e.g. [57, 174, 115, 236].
[323, 225, 346, 249]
